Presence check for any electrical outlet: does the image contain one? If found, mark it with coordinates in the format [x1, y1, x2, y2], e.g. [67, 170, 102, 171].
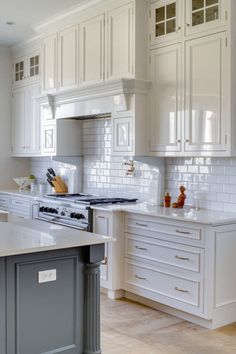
[38, 269, 57, 284]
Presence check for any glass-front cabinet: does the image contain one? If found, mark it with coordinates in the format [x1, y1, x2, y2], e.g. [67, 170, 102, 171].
[185, 0, 226, 36]
[150, 0, 182, 45]
[13, 53, 40, 86]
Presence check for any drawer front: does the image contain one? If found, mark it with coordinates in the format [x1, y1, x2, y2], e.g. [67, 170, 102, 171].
[124, 260, 201, 308]
[10, 197, 30, 212]
[125, 234, 203, 273]
[125, 215, 202, 241]
[0, 195, 9, 209]
[10, 209, 31, 219]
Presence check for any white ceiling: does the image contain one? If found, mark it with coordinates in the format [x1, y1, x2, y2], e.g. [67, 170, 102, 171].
[0, 0, 88, 46]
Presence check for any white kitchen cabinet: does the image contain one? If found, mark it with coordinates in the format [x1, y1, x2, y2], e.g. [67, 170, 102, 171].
[41, 34, 58, 94]
[107, 2, 134, 80]
[80, 14, 105, 86]
[93, 210, 124, 299]
[13, 52, 40, 87]
[150, 0, 182, 46]
[149, 43, 182, 153]
[41, 118, 83, 157]
[12, 84, 41, 156]
[9, 196, 32, 219]
[0, 194, 9, 212]
[185, 0, 226, 37]
[58, 26, 79, 92]
[122, 212, 236, 328]
[112, 114, 134, 154]
[184, 32, 227, 153]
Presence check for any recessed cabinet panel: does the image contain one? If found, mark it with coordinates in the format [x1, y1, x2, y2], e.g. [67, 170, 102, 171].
[150, 0, 182, 46]
[59, 26, 79, 91]
[185, 32, 227, 152]
[149, 43, 182, 152]
[41, 34, 58, 94]
[113, 115, 133, 154]
[42, 124, 56, 155]
[107, 3, 134, 80]
[185, 0, 226, 36]
[80, 15, 105, 86]
[94, 213, 109, 282]
[12, 88, 26, 155]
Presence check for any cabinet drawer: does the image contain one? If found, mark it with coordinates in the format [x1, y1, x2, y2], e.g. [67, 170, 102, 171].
[124, 260, 201, 308]
[9, 197, 31, 215]
[0, 195, 9, 210]
[125, 234, 203, 273]
[125, 215, 202, 241]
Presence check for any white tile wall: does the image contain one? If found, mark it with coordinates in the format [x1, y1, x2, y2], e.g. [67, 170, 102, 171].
[30, 119, 164, 204]
[82, 119, 164, 204]
[30, 156, 83, 193]
[166, 157, 236, 212]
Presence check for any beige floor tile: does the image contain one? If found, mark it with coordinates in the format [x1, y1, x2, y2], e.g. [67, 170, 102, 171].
[101, 294, 236, 354]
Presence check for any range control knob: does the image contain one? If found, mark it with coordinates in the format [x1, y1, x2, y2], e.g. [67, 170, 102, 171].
[70, 212, 76, 218]
[61, 211, 65, 216]
[39, 206, 44, 212]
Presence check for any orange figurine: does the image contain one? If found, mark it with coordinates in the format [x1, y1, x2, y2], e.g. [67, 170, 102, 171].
[172, 185, 186, 208]
[164, 192, 171, 208]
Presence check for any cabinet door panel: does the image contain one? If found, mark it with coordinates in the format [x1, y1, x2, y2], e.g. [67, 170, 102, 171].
[59, 26, 79, 91]
[185, 0, 226, 36]
[94, 213, 109, 282]
[112, 115, 133, 154]
[41, 34, 58, 94]
[149, 43, 182, 153]
[29, 85, 41, 154]
[80, 15, 105, 86]
[12, 88, 26, 154]
[107, 3, 133, 79]
[150, 0, 182, 46]
[185, 33, 227, 152]
[42, 124, 56, 155]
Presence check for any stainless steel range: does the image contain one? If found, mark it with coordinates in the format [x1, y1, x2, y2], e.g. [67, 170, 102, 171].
[34, 194, 137, 231]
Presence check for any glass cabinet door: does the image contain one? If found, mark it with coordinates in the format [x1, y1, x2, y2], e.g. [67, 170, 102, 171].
[185, 0, 226, 36]
[14, 58, 26, 84]
[150, 0, 182, 45]
[29, 54, 40, 78]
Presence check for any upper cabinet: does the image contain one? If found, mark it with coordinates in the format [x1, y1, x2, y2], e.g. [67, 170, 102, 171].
[148, 0, 234, 157]
[107, 3, 134, 80]
[185, 0, 226, 36]
[40, 0, 148, 95]
[13, 53, 40, 87]
[58, 26, 79, 91]
[150, 0, 227, 47]
[150, 0, 182, 45]
[41, 34, 58, 94]
[12, 84, 41, 156]
[80, 14, 105, 86]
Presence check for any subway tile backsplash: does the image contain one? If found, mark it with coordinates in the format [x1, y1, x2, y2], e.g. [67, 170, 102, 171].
[30, 119, 236, 211]
[30, 119, 164, 204]
[166, 157, 236, 212]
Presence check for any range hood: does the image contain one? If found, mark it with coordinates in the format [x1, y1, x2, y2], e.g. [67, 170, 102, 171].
[40, 79, 151, 119]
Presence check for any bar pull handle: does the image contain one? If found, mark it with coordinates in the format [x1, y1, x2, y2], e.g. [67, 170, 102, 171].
[136, 222, 148, 227]
[174, 287, 189, 293]
[135, 246, 147, 251]
[135, 275, 146, 281]
[175, 230, 191, 235]
[175, 255, 190, 261]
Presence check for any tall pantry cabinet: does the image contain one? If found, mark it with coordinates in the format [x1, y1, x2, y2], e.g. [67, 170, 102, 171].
[148, 0, 236, 157]
[11, 44, 41, 156]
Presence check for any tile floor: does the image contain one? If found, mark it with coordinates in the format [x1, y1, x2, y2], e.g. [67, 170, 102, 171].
[101, 294, 236, 354]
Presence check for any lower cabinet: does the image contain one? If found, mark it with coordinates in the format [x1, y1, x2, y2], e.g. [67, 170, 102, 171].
[0, 194, 9, 212]
[93, 210, 124, 298]
[9, 196, 33, 219]
[122, 212, 236, 328]
[6, 249, 84, 354]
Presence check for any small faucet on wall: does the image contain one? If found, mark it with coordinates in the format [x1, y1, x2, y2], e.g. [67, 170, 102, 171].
[123, 160, 135, 176]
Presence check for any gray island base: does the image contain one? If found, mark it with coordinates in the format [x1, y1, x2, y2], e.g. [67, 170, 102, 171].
[0, 218, 113, 354]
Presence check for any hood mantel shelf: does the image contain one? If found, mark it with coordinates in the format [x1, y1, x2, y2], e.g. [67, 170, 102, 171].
[39, 79, 151, 119]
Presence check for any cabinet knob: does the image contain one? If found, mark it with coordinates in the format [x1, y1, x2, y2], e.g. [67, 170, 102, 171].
[176, 139, 181, 143]
[186, 23, 190, 27]
[176, 26, 181, 31]
[184, 139, 190, 143]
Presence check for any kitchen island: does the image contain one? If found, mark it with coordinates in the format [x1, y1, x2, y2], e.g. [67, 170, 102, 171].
[0, 216, 113, 354]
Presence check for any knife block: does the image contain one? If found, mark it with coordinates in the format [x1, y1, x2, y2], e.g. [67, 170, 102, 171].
[52, 176, 68, 193]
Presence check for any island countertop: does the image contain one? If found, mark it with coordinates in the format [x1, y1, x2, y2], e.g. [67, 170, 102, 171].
[0, 217, 114, 257]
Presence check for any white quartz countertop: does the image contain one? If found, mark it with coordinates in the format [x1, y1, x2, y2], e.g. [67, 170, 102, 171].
[0, 217, 114, 257]
[0, 189, 47, 200]
[91, 203, 236, 226]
